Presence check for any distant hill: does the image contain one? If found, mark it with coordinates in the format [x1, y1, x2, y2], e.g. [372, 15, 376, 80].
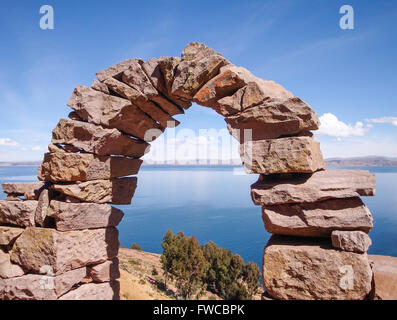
[0, 161, 41, 167]
[325, 156, 397, 167]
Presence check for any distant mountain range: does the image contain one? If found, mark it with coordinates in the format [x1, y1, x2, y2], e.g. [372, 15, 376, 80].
[1, 156, 397, 167]
[0, 161, 41, 167]
[325, 156, 397, 167]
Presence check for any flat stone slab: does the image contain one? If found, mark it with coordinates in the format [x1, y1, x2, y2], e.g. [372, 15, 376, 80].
[331, 230, 372, 253]
[251, 169, 376, 205]
[58, 281, 120, 300]
[0, 200, 37, 227]
[67, 85, 164, 141]
[48, 201, 124, 231]
[88, 258, 120, 283]
[0, 267, 86, 299]
[10, 227, 119, 275]
[0, 226, 24, 246]
[51, 177, 137, 204]
[38, 152, 142, 182]
[240, 136, 325, 174]
[262, 198, 373, 237]
[263, 235, 373, 300]
[52, 119, 150, 157]
[0, 250, 24, 279]
[1, 182, 45, 200]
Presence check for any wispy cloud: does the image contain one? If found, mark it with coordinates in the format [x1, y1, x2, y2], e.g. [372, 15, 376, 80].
[316, 113, 371, 138]
[0, 138, 20, 147]
[366, 117, 397, 127]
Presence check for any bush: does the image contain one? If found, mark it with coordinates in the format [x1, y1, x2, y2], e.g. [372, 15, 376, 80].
[152, 267, 158, 276]
[130, 243, 142, 251]
[128, 258, 140, 266]
[160, 230, 262, 300]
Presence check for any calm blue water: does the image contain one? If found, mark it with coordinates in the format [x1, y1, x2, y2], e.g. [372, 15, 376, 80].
[1, 165, 396, 267]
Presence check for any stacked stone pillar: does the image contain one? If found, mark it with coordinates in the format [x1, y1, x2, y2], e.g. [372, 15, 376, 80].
[0, 42, 376, 300]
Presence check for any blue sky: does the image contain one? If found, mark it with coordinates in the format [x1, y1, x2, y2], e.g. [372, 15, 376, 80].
[0, 0, 396, 161]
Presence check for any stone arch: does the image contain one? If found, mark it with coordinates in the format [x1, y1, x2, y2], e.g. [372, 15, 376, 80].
[0, 42, 375, 300]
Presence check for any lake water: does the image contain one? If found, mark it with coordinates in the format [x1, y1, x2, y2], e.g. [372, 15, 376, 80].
[1, 165, 396, 267]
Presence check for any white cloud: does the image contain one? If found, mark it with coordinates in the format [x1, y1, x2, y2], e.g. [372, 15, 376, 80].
[31, 145, 46, 151]
[0, 138, 20, 147]
[366, 117, 397, 127]
[316, 113, 370, 138]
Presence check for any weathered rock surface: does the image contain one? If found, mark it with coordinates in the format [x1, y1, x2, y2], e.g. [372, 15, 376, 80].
[171, 42, 230, 101]
[0, 226, 24, 246]
[1, 182, 45, 200]
[0, 200, 37, 227]
[96, 58, 137, 82]
[67, 85, 164, 141]
[193, 68, 247, 109]
[34, 189, 50, 227]
[0, 267, 86, 299]
[251, 169, 376, 205]
[331, 231, 372, 253]
[140, 57, 188, 112]
[0, 250, 24, 279]
[262, 198, 373, 237]
[240, 137, 325, 174]
[48, 201, 124, 231]
[88, 258, 120, 283]
[52, 119, 150, 157]
[226, 97, 320, 142]
[38, 152, 142, 182]
[91, 79, 109, 94]
[104, 77, 180, 128]
[262, 235, 373, 300]
[52, 177, 137, 204]
[10, 227, 119, 275]
[58, 281, 120, 300]
[369, 254, 397, 300]
[122, 59, 183, 119]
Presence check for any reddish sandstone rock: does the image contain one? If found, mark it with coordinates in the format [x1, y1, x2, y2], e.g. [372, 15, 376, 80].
[226, 96, 320, 141]
[368, 254, 397, 300]
[331, 231, 372, 253]
[0, 267, 86, 299]
[0, 200, 37, 227]
[91, 79, 109, 94]
[261, 198, 373, 237]
[140, 57, 187, 112]
[193, 68, 247, 109]
[263, 235, 373, 300]
[171, 42, 230, 101]
[0, 250, 24, 279]
[240, 137, 325, 174]
[48, 201, 124, 231]
[157, 57, 192, 109]
[52, 119, 150, 158]
[51, 177, 137, 204]
[0, 226, 24, 246]
[58, 281, 120, 300]
[88, 258, 120, 283]
[67, 85, 164, 141]
[38, 152, 142, 182]
[122, 59, 183, 119]
[1, 182, 45, 200]
[104, 78, 179, 128]
[96, 58, 138, 81]
[251, 169, 376, 205]
[34, 189, 50, 227]
[10, 227, 119, 275]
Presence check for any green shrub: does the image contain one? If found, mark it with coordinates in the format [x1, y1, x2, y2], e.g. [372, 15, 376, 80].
[130, 243, 142, 251]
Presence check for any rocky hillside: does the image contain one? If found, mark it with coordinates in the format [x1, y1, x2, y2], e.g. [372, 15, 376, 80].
[118, 248, 263, 300]
[118, 248, 397, 300]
